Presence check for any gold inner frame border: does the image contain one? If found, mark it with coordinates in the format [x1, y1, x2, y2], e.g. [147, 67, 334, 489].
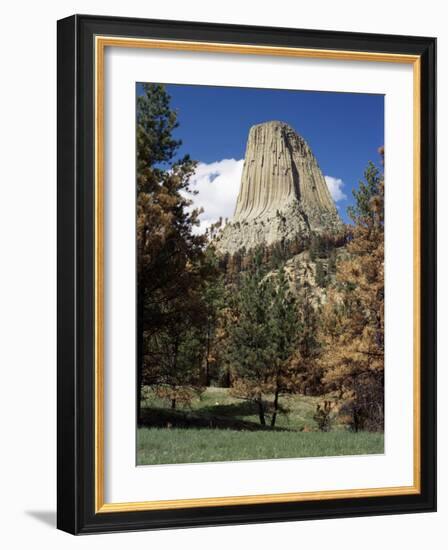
[94, 36, 421, 513]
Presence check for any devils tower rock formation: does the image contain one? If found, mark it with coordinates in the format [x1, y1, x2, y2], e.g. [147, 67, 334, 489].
[214, 121, 343, 254]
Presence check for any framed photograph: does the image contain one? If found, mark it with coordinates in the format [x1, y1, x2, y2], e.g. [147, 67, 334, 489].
[57, 14, 436, 534]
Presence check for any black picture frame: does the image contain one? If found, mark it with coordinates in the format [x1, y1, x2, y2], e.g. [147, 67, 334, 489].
[57, 14, 436, 534]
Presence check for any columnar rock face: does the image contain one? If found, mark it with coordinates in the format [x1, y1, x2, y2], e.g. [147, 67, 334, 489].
[214, 121, 343, 254]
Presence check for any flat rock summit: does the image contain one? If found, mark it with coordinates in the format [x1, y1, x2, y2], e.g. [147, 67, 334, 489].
[214, 121, 343, 254]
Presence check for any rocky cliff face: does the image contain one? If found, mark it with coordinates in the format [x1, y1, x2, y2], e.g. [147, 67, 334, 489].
[214, 121, 343, 254]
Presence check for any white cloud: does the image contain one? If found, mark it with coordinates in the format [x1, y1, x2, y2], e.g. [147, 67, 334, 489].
[186, 159, 244, 234]
[324, 175, 347, 202]
[185, 164, 346, 234]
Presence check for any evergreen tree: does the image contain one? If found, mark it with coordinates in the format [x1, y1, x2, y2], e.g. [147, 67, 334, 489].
[290, 285, 323, 396]
[268, 267, 300, 426]
[347, 161, 382, 227]
[144, 320, 205, 410]
[201, 247, 226, 386]
[225, 253, 275, 425]
[136, 84, 208, 422]
[226, 256, 301, 426]
[319, 152, 384, 431]
[315, 261, 327, 287]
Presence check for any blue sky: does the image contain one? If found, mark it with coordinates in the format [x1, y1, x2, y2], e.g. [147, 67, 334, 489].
[138, 83, 384, 228]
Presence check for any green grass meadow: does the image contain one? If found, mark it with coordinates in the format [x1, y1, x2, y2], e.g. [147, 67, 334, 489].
[137, 387, 384, 465]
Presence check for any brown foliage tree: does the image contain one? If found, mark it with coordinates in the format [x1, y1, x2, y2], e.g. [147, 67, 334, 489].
[136, 84, 211, 421]
[319, 153, 384, 431]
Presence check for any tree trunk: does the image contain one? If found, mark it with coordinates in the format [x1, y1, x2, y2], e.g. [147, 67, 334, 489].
[271, 388, 280, 427]
[204, 359, 210, 387]
[171, 398, 176, 410]
[257, 400, 266, 426]
[353, 410, 359, 432]
[136, 284, 144, 426]
[204, 324, 211, 386]
[224, 368, 231, 388]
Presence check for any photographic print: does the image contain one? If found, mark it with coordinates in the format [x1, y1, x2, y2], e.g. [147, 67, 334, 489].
[136, 83, 385, 466]
[58, 15, 436, 533]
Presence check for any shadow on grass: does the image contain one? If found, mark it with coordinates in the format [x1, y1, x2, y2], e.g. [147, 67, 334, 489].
[199, 400, 260, 417]
[140, 406, 292, 432]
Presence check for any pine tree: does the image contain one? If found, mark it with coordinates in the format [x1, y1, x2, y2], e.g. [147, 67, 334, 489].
[136, 84, 208, 422]
[289, 285, 323, 396]
[268, 267, 300, 426]
[225, 253, 275, 425]
[144, 321, 205, 409]
[226, 256, 301, 427]
[201, 247, 226, 386]
[315, 261, 327, 287]
[319, 152, 384, 431]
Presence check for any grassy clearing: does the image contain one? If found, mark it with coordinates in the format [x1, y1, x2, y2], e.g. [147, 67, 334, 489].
[137, 428, 384, 465]
[141, 386, 322, 431]
[138, 387, 384, 465]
